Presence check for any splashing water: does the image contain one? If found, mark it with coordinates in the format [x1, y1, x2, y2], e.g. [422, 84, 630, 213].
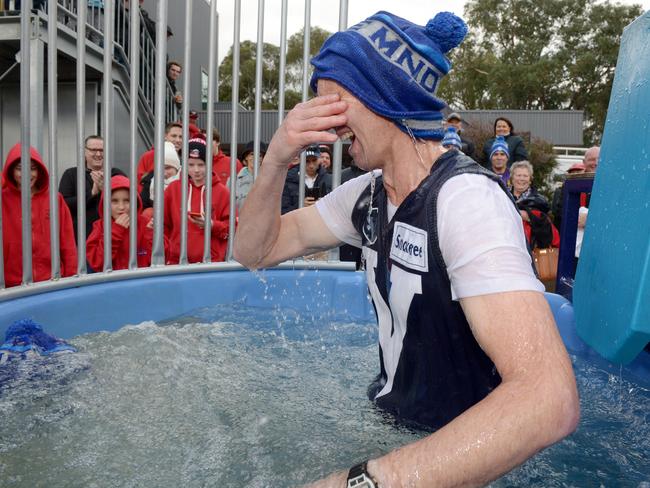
[0, 304, 648, 487]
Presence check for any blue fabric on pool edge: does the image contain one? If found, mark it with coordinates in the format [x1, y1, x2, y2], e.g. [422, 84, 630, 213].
[0, 319, 76, 364]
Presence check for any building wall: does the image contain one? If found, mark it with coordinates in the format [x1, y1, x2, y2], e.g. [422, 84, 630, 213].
[194, 109, 585, 147]
[457, 110, 584, 146]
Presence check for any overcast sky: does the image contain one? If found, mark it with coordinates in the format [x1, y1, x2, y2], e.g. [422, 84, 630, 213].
[213, 0, 650, 62]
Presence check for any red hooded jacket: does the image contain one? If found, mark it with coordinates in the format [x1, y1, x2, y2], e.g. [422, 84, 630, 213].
[163, 172, 232, 263]
[212, 149, 242, 186]
[136, 147, 155, 188]
[2, 142, 77, 287]
[86, 175, 155, 270]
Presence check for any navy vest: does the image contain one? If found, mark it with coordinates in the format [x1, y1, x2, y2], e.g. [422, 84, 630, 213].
[352, 151, 513, 429]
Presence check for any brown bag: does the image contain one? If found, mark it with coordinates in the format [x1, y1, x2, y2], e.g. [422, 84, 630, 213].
[532, 247, 559, 281]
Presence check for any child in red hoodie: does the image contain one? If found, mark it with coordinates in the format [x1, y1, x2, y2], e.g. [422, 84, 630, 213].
[164, 138, 232, 263]
[86, 175, 154, 270]
[2, 142, 77, 287]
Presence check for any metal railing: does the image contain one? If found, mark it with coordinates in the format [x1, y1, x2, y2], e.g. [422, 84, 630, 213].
[3, 0, 351, 299]
[36, 0, 178, 124]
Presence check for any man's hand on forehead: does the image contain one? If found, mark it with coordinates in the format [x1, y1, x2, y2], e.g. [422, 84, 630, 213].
[264, 94, 347, 167]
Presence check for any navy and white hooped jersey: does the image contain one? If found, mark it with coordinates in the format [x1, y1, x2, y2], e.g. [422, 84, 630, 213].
[352, 151, 511, 429]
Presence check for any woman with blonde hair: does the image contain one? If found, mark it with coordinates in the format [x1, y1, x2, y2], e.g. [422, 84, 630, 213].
[509, 160, 559, 249]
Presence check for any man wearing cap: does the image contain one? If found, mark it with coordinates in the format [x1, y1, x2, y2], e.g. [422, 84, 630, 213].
[446, 112, 475, 157]
[235, 10, 578, 488]
[281, 145, 332, 214]
[318, 145, 333, 172]
[164, 138, 231, 264]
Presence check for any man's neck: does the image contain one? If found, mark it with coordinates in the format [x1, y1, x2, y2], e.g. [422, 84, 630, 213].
[381, 137, 446, 207]
[492, 166, 506, 175]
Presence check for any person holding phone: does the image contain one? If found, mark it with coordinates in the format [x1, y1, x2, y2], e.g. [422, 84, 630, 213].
[281, 145, 331, 214]
[163, 138, 232, 263]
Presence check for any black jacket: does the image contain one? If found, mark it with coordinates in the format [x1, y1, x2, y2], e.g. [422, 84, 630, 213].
[58, 166, 126, 242]
[281, 166, 331, 214]
[341, 165, 368, 184]
[460, 135, 476, 160]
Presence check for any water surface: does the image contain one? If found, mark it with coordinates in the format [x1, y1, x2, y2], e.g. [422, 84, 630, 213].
[0, 304, 648, 487]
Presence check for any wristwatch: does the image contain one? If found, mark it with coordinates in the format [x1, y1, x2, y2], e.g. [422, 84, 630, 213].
[346, 461, 379, 487]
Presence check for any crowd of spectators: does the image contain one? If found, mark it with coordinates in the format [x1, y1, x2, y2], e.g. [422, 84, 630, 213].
[2, 46, 597, 289]
[440, 113, 599, 283]
[2, 112, 252, 286]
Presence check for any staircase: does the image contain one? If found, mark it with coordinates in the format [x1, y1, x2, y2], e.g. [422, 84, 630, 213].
[0, 0, 176, 172]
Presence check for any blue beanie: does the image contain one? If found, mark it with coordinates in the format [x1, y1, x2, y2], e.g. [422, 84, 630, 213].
[310, 11, 468, 141]
[490, 136, 509, 159]
[442, 127, 462, 149]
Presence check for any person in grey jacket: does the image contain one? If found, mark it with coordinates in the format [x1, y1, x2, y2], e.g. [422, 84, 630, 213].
[227, 140, 267, 211]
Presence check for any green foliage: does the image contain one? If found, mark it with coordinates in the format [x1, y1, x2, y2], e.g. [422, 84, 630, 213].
[218, 27, 331, 110]
[438, 0, 643, 144]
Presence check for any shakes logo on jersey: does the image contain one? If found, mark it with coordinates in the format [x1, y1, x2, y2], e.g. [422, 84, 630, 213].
[390, 222, 428, 272]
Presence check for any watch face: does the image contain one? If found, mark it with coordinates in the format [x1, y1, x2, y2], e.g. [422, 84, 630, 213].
[348, 474, 376, 488]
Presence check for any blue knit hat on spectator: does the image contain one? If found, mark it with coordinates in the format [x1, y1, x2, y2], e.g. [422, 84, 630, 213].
[490, 136, 509, 159]
[310, 11, 468, 140]
[442, 127, 462, 149]
[188, 138, 207, 162]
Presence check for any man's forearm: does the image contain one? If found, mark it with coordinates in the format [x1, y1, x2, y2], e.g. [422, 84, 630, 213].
[233, 162, 288, 268]
[366, 372, 578, 488]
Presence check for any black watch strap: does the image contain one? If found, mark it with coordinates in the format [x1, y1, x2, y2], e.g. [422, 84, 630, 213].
[347, 461, 379, 487]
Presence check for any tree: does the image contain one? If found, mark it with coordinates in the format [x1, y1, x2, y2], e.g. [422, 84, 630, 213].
[438, 0, 643, 144]
[284, 26, 332, 98]
[218, 40, 283, 110]
[218, 27, 331, 110]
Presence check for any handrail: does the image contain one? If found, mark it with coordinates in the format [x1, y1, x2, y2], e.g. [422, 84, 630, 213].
[34, 0, 178, 125]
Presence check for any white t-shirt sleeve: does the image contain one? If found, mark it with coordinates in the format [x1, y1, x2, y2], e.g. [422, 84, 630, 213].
[437, 174, 544, 300]
[316, 170, 543, 300]
[315, 172, 374, 248]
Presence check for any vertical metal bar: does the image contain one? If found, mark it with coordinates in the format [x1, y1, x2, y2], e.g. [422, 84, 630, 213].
[277, 0, 288, 128]
[102, 0, 114, 272]
[215, 13, 220, 103]
[298, 0, 311, 209]
[76, 0, 87, 275]
[20, 0, 33, 285]
[331, 0, 348, 190]
[30, 28, 44, 154]
[48, 0, 60, 279]
[203, 0, 218, 263]
[252, 0, 264, 180]
[128, 0, 140, 269]
[179, 0, 194, 265]
[151, 0, 168, 265]
[226, 0, 241, 261]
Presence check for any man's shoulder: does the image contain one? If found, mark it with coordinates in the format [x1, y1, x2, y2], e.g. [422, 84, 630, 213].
[61, 166, 79, 177]
[285, 165, 300, 183]
[139, 148, 155, 161]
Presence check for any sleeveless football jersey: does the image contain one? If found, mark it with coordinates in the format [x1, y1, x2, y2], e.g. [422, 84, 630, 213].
[352, 151, 514, 429]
